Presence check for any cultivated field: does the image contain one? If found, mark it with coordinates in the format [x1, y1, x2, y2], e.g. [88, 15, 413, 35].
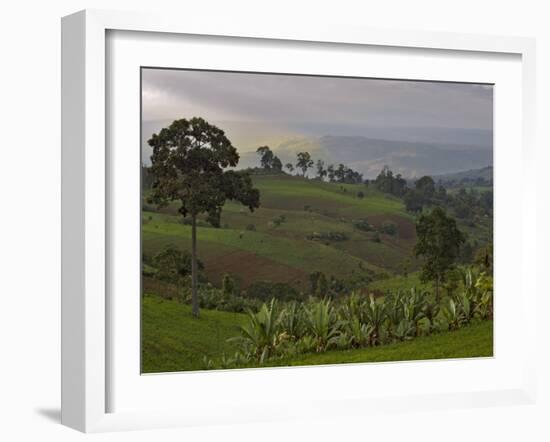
[143, 174, 424, 291]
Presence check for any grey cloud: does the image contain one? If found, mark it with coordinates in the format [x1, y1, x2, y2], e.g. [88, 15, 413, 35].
[141, 68, 493, 131]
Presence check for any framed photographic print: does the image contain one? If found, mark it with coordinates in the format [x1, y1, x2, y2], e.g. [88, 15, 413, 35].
[140, 68, 494, 374]
[61, 9, 538, 433]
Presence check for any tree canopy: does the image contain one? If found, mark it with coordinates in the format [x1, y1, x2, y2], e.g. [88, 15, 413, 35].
[296, 152, 314, 176]
[414, 206, 465, 299]
[256, 145, 283, 172]
[148, 117, 260, 224]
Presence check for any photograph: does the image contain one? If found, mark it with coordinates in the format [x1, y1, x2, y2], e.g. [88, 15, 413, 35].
[140, 68, 494, 373]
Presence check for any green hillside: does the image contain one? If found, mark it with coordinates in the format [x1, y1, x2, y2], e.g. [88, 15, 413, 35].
[143, 174, 420, 291]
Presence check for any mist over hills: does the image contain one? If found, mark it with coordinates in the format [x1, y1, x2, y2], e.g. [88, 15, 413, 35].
[142, 120, 492, 179]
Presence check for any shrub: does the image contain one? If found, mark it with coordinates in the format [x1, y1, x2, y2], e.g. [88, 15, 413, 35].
[352, 219, 373, 232]
[246, 223, 256, 231]
[306, 231, 348, 241]
[222, 273, 238, 296]
[270, 214, 286, 228]
[357, 191, 365, 199]
[379, 221, 397, 235]
[152, 245, 205, 284]
[246, 281, 301, 302]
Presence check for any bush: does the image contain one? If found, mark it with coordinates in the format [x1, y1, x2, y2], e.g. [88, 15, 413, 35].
[352, 219, 373, 232]
[245, 281, 301, 302]
[306, 231, 348, 241]
[371, 232, 381, 243]
[357, 191, 365, 199]
[269, 214, 287, 228]
[246, 223, 256, 231]
[379, 221, 397, 236]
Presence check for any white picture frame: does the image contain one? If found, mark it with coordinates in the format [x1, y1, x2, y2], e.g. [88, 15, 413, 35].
[61, 9, 538, 433]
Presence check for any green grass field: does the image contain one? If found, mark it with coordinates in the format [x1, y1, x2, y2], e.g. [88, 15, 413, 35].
[142, 295, 493, 373]
[142, 295, 248, 373]
[143, 174, 423, 290]
[142, 173, 493, 373]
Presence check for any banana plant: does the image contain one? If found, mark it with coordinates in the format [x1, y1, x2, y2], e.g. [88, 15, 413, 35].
[364, 294, 386, 346]
[305, 298, 342, 352]
[279, 301, 306, 340]
[229, 298, 281, 363]
[474, 273, 493, 320]
[457, 291, 475, 324]
[422, 294, 440, 334]
[339, 291, 366, 323]
[344, 317, 375, 348]
[401, 288, 426, 336]
[441, 298, 462, 330]
[393, 319, 415, 342]
[383, 290, 405, 338]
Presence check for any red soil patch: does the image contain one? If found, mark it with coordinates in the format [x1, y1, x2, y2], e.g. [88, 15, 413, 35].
[205, 250, 308, 290]
[367, 214, 416, 241]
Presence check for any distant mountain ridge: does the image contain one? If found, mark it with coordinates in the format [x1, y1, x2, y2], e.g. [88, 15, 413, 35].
[142, 120, 492, 179]
[233, 136, 492, 179]
[433, 166, 493, 185]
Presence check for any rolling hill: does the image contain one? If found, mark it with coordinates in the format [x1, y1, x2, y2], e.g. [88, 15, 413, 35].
[143, 174, 421, 292]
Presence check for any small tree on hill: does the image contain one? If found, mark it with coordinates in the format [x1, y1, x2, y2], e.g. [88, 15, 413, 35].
[256, 145, 274, 169]
[296, 152, 314, 177]
[415, 175, 436, 200]
[271, 156, 283, 172]
[316, 159, 327, 180]
[285, 162, 294, 174]
[414, 206, 465, 301]
[148, 117, 260, 317]
[327, 164, 336, 182]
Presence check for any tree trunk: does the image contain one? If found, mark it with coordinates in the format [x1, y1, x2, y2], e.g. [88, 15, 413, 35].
[191, 214, 199, 318]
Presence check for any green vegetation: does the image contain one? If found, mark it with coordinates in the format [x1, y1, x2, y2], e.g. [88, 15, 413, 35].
[141, 295, 247, 372]
[141, 117, 493, 373]
[202, 267, 492, 370]
[142, 285, 493, 373]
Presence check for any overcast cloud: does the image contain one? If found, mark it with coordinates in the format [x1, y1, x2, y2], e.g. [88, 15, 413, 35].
[142, 68, 493, 131]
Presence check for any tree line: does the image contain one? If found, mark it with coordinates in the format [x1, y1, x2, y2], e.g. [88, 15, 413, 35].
[256, 145, 364, 184]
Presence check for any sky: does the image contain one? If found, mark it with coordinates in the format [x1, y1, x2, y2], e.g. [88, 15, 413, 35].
[142, 68, 492, 131]
[141, 68, 493, 177]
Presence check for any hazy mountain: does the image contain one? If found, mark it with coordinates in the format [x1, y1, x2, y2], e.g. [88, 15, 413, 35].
[433, 166, 493, 185]
[233, 136, 491, 179]
[142, 120, 492, 179]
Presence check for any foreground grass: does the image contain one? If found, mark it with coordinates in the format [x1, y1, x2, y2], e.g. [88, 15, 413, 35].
[142, 295, 493, 373]
[266, 320, 493, 368]
[141, 295, 247, 373]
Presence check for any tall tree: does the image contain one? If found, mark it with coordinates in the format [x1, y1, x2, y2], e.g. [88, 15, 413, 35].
[327, 164, 336, 182]
[415, 175, 436, 199]
[256, 145, 275, 169]
[296, 152, 314, 177]
[316, 159, 326, 180]
[414, 206, 465, 301]
[271, 156, 283, 172]
[148, 117, 260, 317]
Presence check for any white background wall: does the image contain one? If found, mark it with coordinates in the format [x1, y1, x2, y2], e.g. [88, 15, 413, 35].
[0, 1, 548, 441]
